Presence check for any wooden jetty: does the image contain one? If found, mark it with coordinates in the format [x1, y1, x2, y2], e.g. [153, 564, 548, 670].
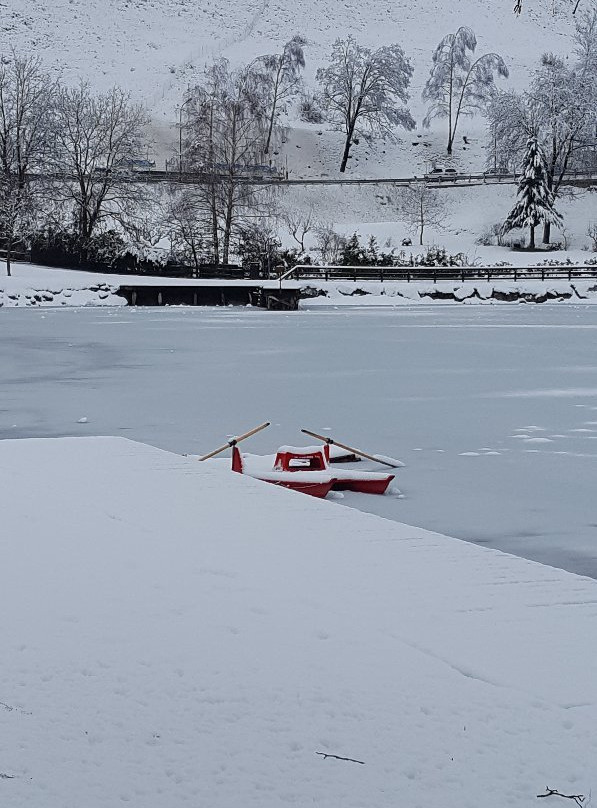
[117, 283, 301, 310]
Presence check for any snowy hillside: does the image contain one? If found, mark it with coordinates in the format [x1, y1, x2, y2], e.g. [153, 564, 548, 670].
[4, 0, 578, 151]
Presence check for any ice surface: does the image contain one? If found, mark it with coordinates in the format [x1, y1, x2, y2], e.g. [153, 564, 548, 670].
[1, 435, 597, 808]
[1, 305, 597, 578]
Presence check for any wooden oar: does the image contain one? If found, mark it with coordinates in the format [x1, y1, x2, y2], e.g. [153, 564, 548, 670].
[300, 428, 399, 469]
[199, 422, 270, 461]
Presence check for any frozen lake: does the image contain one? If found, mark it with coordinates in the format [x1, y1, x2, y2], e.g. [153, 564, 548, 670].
[2, 304, 597, 578]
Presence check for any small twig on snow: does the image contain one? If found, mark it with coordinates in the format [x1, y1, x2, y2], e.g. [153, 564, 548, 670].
[315, 751, 365, 765]
[537, 788, 586, 807]
[0, 773, 16, 779]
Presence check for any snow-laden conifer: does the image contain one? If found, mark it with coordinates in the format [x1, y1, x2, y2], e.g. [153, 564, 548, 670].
[502, 135, 562, 249]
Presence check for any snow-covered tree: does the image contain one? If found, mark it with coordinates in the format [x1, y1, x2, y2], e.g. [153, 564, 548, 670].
[396, 181, 447, 246]
[183, 59, 272, 264]
[253, 36, 307, 155]
[316, 36, 415, 172]
[502, 135, 562, 249]
[51, 82, 149, 242]
[0, 54, 56, 275]
[574, 3, 597, 74]
[423, 27, 508, 155]
[487, 15, 596, 242]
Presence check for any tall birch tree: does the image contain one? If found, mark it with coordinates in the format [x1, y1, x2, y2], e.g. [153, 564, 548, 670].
[423, 27, 509, 155]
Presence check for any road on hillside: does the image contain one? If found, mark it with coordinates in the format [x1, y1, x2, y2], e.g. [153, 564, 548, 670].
[29, 169, 597, 189]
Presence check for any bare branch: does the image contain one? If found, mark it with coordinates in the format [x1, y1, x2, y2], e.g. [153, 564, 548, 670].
[537, 787, 586, 807]
[315, 751, 365, 765]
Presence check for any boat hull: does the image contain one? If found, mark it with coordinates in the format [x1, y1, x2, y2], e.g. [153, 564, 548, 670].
[262, 478, 334, 498]
[331, 477, 393, 495]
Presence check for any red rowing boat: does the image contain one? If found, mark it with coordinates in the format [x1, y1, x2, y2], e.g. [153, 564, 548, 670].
[232, 443, 394, 498]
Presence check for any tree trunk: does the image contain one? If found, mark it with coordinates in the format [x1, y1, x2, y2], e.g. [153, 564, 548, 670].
[222, 184, 234, 265]
[5, 242, 11, 277]
[191, 242, 199, 278]
[340, 136, 352, 173]
[340, 122, 355, 173]
[529, 224, 535, 250]
[264, 105, 276, 155]
[210, 185, 220, 265]
[447, 51, 454, 155]
[543, 165, 554, 244]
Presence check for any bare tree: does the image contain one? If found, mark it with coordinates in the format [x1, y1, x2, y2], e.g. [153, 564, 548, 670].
[423, 27, 509, 155]
[314, 223, 346, 264]
[165, 190, 209, 275]
[237, 218, 281, 275]
[282, 204, 317, 252]
[0, 178, 33, 275]
[316, 36, 415, 172]
[183, 59, 270, 264]
[253, 36, 306, 155]
[0, 54, 56, 275]
[50, 82, 149, 243]
[396, 181, 447, 245]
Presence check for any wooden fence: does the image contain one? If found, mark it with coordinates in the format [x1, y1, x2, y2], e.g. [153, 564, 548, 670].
[280, 264, 597, 283]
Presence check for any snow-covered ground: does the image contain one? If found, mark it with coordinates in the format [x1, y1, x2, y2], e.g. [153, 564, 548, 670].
[2, 304, 597, 578]
[1, 435, 596, 808]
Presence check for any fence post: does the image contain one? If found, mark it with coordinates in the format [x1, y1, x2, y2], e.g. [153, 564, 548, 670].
[380, 267, 384, 282]
[353, 267, 357, 282]
[568, 266, 572, 281]
[407, 269, 411, 282]
[541, 267, 545, 281]
[487, 268, 491, 282]
[514, 267, 517, 282]
[433, 268, 437, 284]
[461, 268, 465, 283]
